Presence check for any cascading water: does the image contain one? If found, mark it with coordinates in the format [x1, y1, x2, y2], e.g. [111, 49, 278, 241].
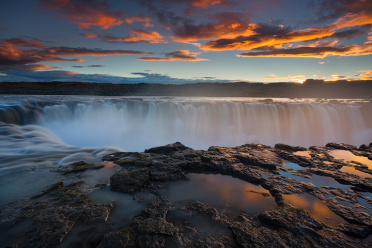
[1, 96, 372, 151]
[0, 95, 371, 203]
[37, 98, 372, 150]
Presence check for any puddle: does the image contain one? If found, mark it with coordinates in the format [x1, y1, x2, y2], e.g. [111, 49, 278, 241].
[280, 171, 350, 190]
[284, 194, 347, 227]
[284, 162, 303, 170]
[168, 173, 277, 216]
[340, 166, 372, 179]
[89, 186, 146, 226]
[280, 171, 349, 190]
[79, 162, 120, 191]
[335, 199, 371, 213]
[358, 197, 372, 207]
[293, 151, 311, 158]
[329, 150, 372, 169]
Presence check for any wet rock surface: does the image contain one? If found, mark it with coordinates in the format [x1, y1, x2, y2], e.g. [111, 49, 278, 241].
[59, 161, 105, 174]
[110, 168, 150, 194]
[1, 142, 372, 247]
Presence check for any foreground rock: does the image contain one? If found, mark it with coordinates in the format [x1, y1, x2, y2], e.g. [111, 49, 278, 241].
[1, 142, 372, 247]
[58, 161, 105, 174]
[0, 181, 113, 247]
[110, 168, 150, 194]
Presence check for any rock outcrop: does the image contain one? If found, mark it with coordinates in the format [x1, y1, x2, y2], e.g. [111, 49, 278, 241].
[1, 142, 372, 247]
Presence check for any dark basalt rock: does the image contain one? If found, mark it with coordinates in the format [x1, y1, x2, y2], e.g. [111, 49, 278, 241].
[31, 181, 64, 199]
[1, 181, 113, 248]
[144, 141, 190, 154]
[110, 167, 150, 194]
[59, 161, 104, 174]
[275, 143, 307, 152]
[257, 205, 323, 232]
[235, 149, 280, 170]
[326, 143, 358, 151]
[116, 153, 154, 168]
[3, 141, 372, 247]
[338, 223, 372, 239]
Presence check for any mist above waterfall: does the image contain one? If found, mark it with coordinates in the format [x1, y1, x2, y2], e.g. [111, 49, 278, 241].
[2, 96, 371, 152]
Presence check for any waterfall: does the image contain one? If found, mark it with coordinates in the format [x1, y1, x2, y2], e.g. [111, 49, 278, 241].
[1, 96, 367, 151]
[1, 96, 371, 203]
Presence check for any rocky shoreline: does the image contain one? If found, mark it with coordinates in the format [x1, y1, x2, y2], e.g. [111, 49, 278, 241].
[1, 142, 372, 247]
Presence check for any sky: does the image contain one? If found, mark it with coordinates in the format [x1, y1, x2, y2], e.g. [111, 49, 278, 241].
[0, 0, 371, 84]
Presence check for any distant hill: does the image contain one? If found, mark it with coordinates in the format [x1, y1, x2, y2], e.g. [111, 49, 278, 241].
[0, 80, 371, 99]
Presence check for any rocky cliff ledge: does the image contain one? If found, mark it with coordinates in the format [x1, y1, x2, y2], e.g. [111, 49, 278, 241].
[1, 142, 372, 247]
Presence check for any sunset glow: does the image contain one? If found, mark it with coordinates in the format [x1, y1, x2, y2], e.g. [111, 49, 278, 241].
[0, 0, 371, 83]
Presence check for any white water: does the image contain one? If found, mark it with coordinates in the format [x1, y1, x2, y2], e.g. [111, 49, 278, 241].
[36, 97, 371, 151]
[1, 96, 371, 151]
[0, 95, 371, 203]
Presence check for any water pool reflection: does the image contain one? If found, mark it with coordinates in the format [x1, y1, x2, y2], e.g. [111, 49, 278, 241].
[284, 194, 346, 227]
[280, 171, 350, 190]
[293, 151, 311, 158]
[168, 173, 277, 216]
[89, 186, 146, 226]
[329, 150, 372, 169]
[340, 166, 372, 179]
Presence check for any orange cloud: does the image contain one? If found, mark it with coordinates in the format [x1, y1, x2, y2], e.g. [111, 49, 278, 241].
[123, 16, 153, 27]
[84, 33, 99, 39]
[73, 13, 124, 30]
[261, 74, 306, 83]
[330, 11, 372, 30]
[322, 69, 372, 81]
[202, 27, 335, 51]
[201, 10, 372, 52]
[1, 38, 46, 48]
[24, 64, 61, 71]
[238, 42, 372, 58]
[171, 12, 257, 42]
[190, 0, 226, 8]
[331, 74, 347, 79]
[125, 30, 165, 43]
[40, 0, 125, 30]
[102, 30, 166, 44]
[354, 70, 372, 80]
[0, 38, 149, 71]
[137, 50, 208, 61]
